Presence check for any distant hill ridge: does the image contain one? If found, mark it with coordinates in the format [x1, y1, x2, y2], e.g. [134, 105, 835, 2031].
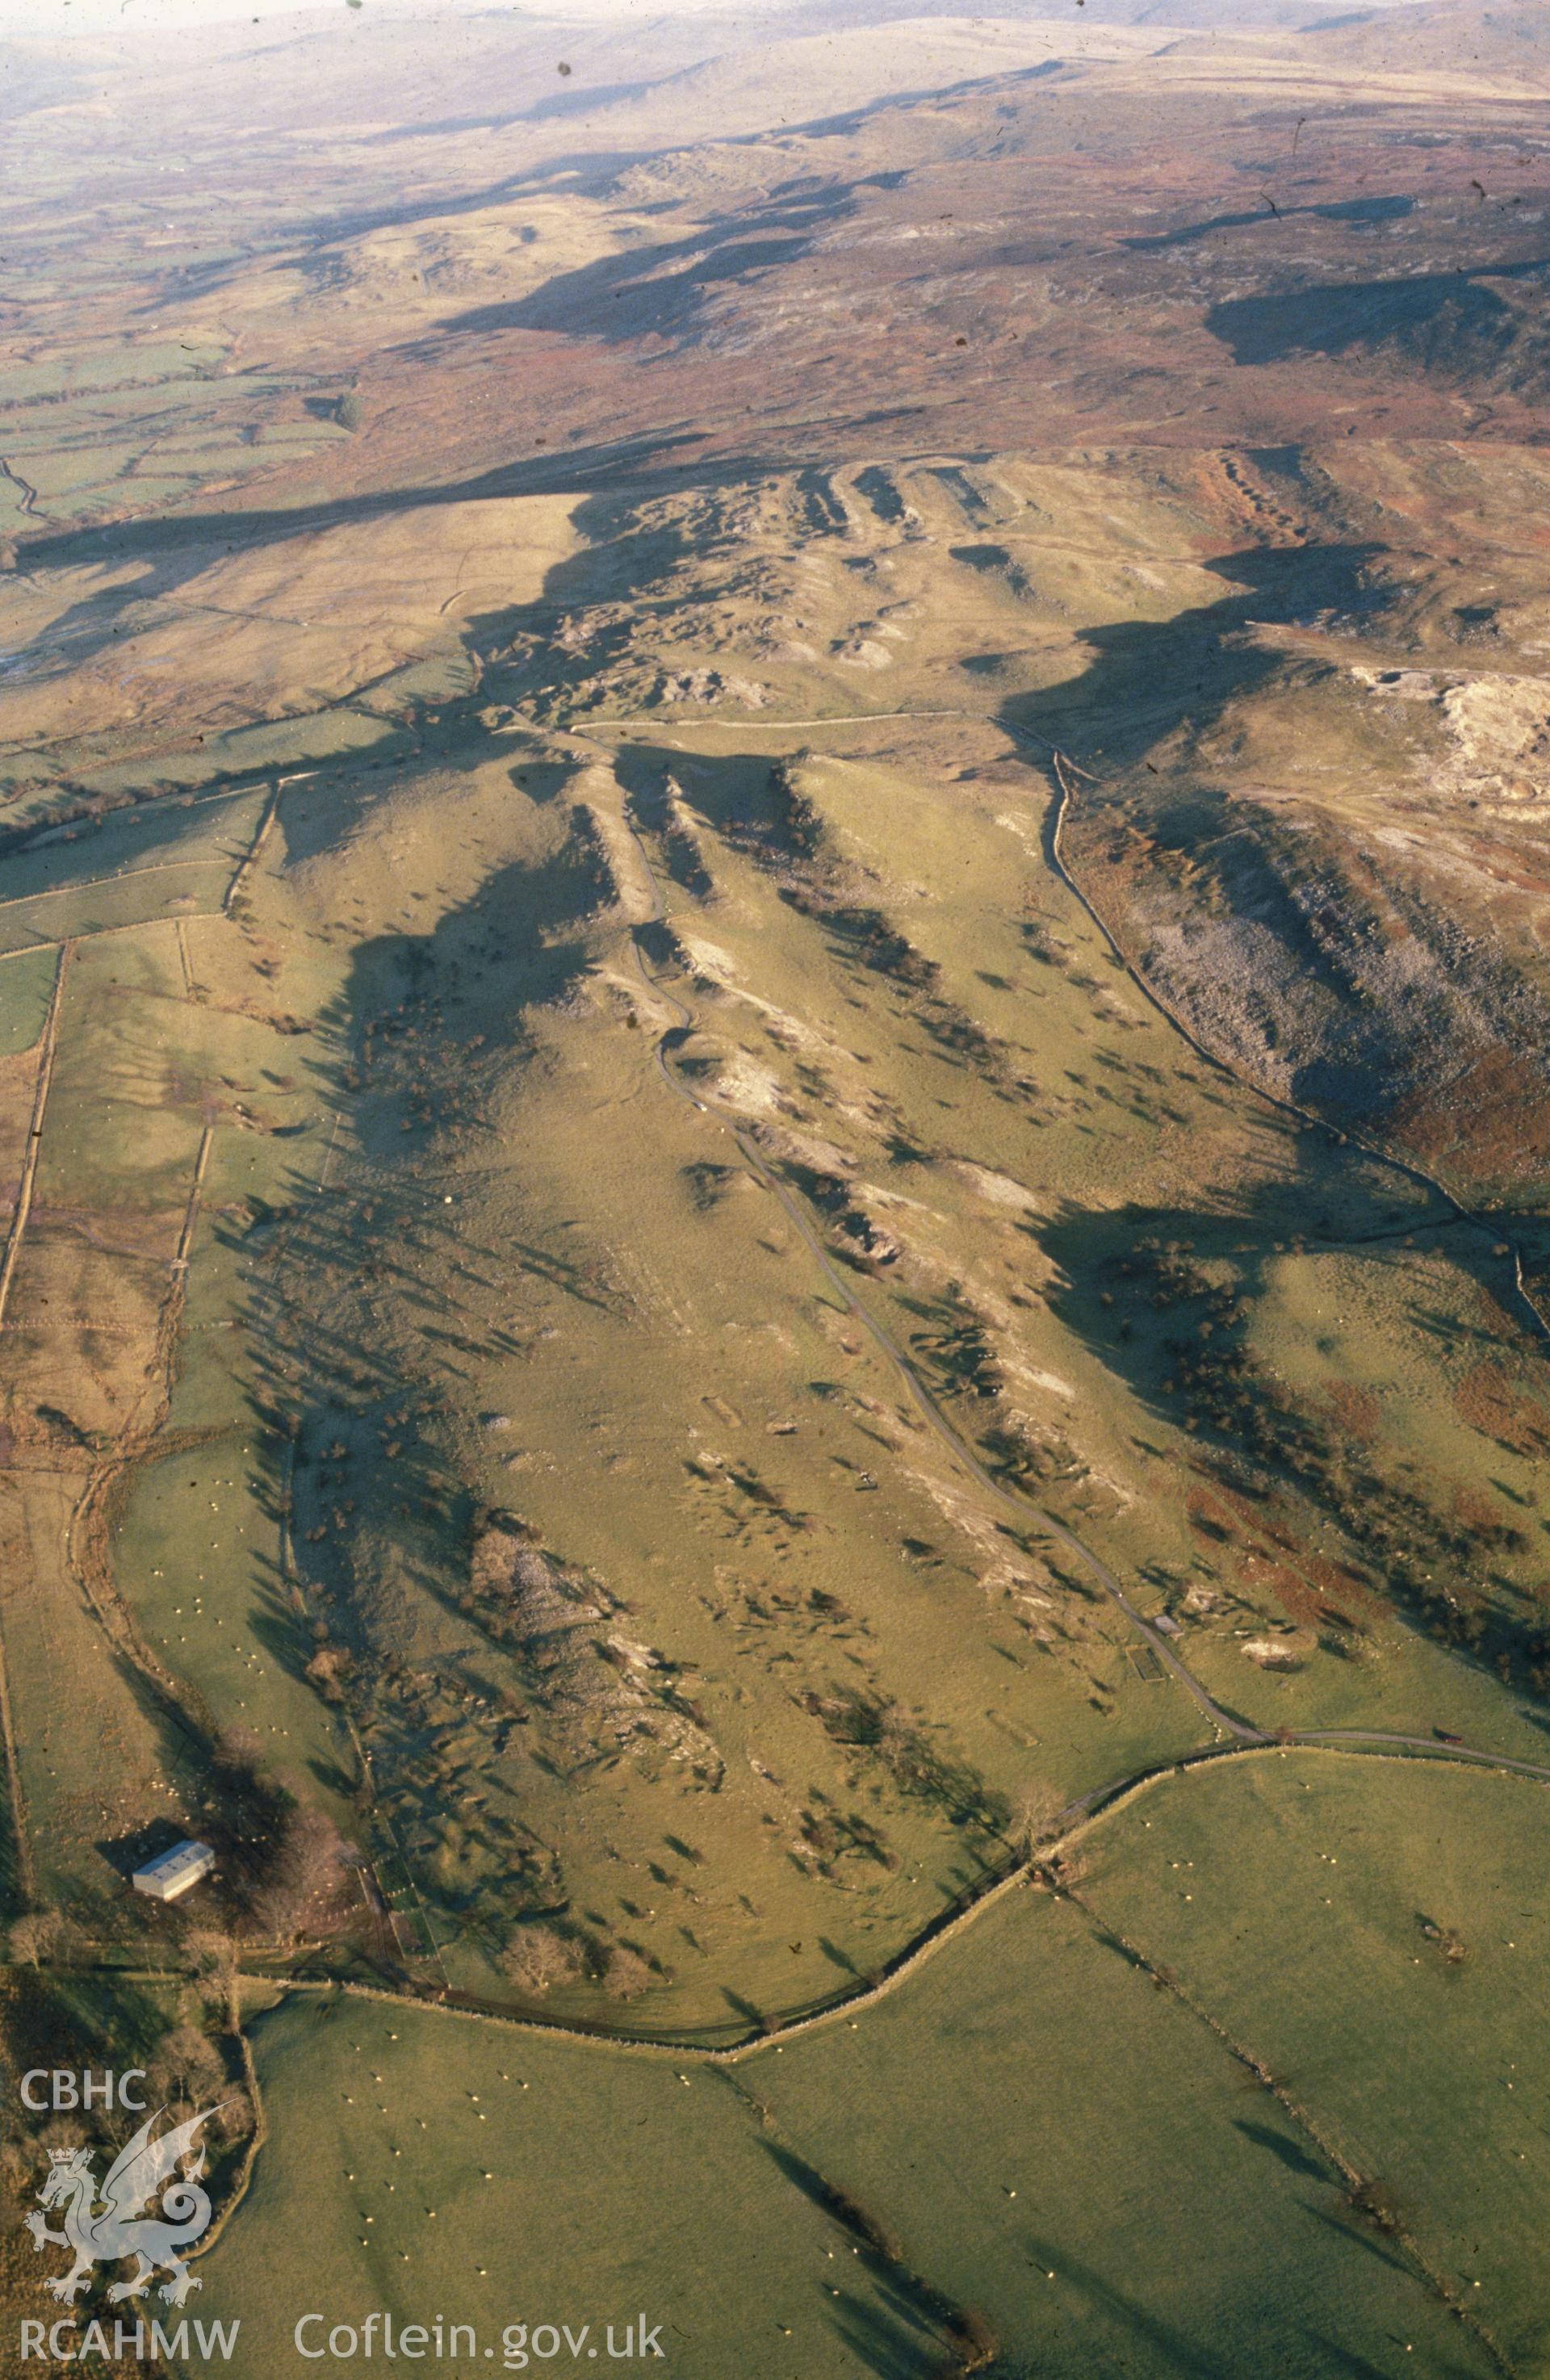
[1301, 0, 1550, 80]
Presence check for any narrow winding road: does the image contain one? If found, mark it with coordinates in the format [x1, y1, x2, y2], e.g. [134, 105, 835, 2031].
[618, 798, 1257, 1741]
[577, 720, 1550, 1817]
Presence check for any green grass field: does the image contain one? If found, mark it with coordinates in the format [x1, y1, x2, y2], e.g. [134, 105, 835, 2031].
[1083, 1750, 1550, 2374]
[15, 476, 1545, 2022]
[0, 947, 58, 1057]
[7, 40, 1550, 2380]
[212, 1740, 1550, 2380]
[216, 1989, 959, 2380]
[2, 442, 1548, 2366]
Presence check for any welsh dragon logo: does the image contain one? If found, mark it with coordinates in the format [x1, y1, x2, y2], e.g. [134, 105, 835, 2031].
[26, 2103, 227, 2307]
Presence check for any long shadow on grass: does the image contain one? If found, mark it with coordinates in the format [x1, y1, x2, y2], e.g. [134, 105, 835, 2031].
[1017, 2232, 1235, 2380]
[996, 540, 1403, 1112]
[1037, 1156, 1550, 1699]
[1002, 537, 1384, 770]
[429, 181, 857, 350]
[217, 807, 626, 1949]
[1206, 258, 1550, 384]
[1231, 2118, 1328, 2183]
[756, 2137, 975, 2378]
[998, 534, 1550, 1171]
[8, 422, 869, 695]
[1298, 2326, 1485, 2380]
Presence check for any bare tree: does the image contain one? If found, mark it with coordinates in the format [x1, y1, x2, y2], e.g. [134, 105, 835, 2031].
[181, 1927, 238, 1982]
[250, 1805, 346, 1940]
[599, 1942, 656, 2000]
[1010, 1779, 1067, 1858]
[9, 1911, 64, 1969]
[147, 2023, 224, 2111]
[500, 1923, 588, 1992]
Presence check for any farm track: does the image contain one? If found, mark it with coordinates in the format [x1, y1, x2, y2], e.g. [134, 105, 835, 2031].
[0, 953, 216, 1901]
[599, 713, 1498, 1760]
[224, 781, 281, 916]
[0, 938, 69, 1335]
[595, 703, 1548, 1338]
[77, 1737, 1550, 2069]
[1039, 745, 1550, 1346]
[94, 685, 1523, 2047]
[0, 457, 38, 519]
[0, 777, 309, 1850]
[8, 693, 1550, 2311]
[63, 1117, 225, 1752]
[212, 702, 1518, 2059]
[0, 943, 69, 1901]
[598, 749, 1259, 1748]
[0, 1552, 35, 1908]
[159, 716, 1502, 2055]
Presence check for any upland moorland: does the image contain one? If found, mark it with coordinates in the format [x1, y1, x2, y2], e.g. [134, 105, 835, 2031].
[0, 1, 1548, 2373]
